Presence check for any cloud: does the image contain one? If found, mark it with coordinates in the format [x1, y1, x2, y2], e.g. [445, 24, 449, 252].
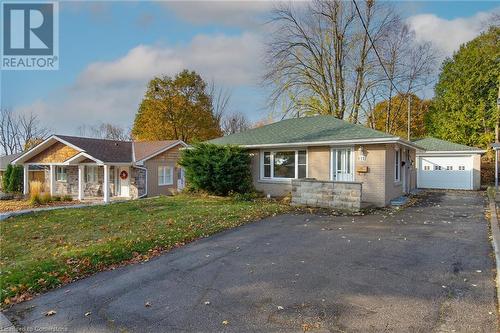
[15, 32, 264, 134]
[78, 32, 262, 87]
[407, 8, 499, 57]
[162, 1, 274, 28]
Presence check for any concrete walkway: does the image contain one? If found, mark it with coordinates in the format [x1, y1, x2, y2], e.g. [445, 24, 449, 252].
[3, 191, 497, 332]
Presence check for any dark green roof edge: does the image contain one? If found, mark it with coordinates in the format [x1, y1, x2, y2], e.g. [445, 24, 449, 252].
[412, 137, 483, 151]
[208, 115, 396, 146]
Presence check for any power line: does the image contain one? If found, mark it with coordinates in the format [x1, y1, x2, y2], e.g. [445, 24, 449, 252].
[351, 0, 402, 96]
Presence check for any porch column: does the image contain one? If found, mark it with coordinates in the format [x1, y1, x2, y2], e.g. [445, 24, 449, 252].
[103, 164, 109, 203]
[23, 165, 29, 195]
[49, 165, 55, 196]
[78, 165, 84, 201]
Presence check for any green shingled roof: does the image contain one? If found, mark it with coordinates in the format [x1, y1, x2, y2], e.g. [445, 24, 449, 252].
[412, 137, 480, 151]
[209, 115, 394, 146]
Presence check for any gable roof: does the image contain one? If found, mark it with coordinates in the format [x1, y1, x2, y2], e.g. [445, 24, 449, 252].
[0, 153, 22, 170]
[56, 135, 133, 163]
[133, 140, 186, 162]
[209, 115, 406, 147]
[12, 135, 187, 165]
[412, 137, 484, 153]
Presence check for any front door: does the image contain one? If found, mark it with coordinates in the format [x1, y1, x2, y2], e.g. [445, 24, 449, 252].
[331, 148, 354, 181]
[118, 167, 130, 197]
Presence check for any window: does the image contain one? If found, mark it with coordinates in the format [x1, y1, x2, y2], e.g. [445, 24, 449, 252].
[158, 166, 173, 185]
[424, 165, 430, 171]
[261, 150, 307, 180]
[394, 150, 400, 182]
[298, 150, 307, 178]
[459, 165, 465, 171]
[434, 165, 442, 171]
[85, 166, 98, 183]
[446, 165, 453, 171]
[56, 166, 67, 182]
[263, 152, 271, 178]
[274, 151, 296, 178]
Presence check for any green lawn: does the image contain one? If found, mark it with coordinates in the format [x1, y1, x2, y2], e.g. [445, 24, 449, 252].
[0, 195, 290, 305]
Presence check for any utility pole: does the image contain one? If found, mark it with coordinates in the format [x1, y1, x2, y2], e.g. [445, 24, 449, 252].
[497, 84, 500, 143]
[407, 94, 411, 141]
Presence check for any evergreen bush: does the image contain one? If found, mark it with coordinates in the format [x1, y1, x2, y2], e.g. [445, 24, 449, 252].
[179, 143, 253, 196]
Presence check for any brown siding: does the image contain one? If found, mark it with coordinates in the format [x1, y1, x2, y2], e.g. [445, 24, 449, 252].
[144, 145, 181, 196]
[27, 142, 79, 164]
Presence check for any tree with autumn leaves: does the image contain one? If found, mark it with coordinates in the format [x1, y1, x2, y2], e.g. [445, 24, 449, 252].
[132, 70, 222, 143]
[367, 93, 431, 139]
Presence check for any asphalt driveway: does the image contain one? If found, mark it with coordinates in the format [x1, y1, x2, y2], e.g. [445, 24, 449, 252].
[4, 191, 497, 332]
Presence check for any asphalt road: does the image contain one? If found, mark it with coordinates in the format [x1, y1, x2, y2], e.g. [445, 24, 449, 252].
[4, 191, 497, 332]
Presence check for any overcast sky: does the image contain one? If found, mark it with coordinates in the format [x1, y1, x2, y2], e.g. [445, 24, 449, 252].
[1, 1, 499, 135]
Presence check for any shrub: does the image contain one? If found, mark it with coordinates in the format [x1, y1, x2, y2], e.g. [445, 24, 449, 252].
[29, 193, 41, 206]
[62, 195, 73, 202]
[52, 195, 61, 202]
[39, 193, 52, 205]
[29, 181, 43, 198]
[2, 164, 12, 191]
[179, 143, 253, 196]
[7, 165, 23, 193]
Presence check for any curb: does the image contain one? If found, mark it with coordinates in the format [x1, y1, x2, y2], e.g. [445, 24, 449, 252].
[0, 312, 17, 332]
[488, 198, 500, 313]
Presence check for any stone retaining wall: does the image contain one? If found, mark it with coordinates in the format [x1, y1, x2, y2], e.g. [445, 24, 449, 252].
[291, 179, 362, 211]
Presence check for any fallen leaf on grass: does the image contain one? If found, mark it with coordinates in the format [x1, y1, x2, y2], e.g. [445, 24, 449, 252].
[45, 310, 56, 316]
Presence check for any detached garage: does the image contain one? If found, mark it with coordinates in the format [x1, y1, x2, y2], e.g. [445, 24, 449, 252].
[413, 138, 485, 190]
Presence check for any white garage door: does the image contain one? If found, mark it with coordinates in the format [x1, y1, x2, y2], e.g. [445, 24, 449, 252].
[417, 155, 473, 190]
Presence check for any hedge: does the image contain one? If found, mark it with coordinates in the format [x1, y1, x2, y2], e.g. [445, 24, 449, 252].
[179, 143, 253, 196]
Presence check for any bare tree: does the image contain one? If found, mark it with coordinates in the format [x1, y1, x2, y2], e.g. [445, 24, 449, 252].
[78, 123, 131, 141]
[0, 109, 50, 155]
[375, 22, 437, 133]
[208, 81, 232, 130]
[263, 0, 436, 125]
[222, 112, 251, 135]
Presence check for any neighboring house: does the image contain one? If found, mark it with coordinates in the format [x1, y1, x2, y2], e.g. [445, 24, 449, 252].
[413, 137, 485, 190]
[210, 115, 421, 208]
[11, 135, 188, 202]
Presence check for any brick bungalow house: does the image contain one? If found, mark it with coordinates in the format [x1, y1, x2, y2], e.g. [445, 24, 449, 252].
[12, 135, 188, 202]
[210, 115, 422, 208]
